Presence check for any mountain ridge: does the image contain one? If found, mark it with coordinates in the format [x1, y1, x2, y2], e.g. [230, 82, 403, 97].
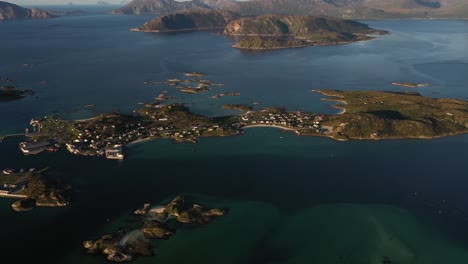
[114, 0, 468, 19]
[0, 1, 53, 20]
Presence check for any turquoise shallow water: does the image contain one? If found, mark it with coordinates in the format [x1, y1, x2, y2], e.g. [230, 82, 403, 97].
[1, 6, 468, 264]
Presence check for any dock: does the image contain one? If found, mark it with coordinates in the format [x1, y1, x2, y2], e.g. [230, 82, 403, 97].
[0, 192, 27, 199]
[105, 145, 124, 160]
[19, 141, 51, 155]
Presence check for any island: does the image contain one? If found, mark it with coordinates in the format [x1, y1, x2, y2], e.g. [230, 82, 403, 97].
[0, 1, 53, 20]
[133, 11, 388, 50]
[0, 86, 35, 102]
[222, 104, 252, 111]
[9, 84, 468, 160]
[0, 168, 71, 212]
[145, 73, 222, 94]
[83, 196, 226, 262]
[391, 82, 429, 88]
[179, 86, 208, 93]
[212, 91, 240, 99]
[183, 72, 206, 77]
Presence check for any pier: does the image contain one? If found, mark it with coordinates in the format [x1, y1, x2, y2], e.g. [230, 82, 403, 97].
[0, 192, 27, 199]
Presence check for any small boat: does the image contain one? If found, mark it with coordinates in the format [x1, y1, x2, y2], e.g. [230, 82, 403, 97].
[46, 146, 59, 152]
[2, 169, 15, 175]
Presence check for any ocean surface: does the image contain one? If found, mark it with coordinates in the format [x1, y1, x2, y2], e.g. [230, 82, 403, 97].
[1, 5, 468, 264]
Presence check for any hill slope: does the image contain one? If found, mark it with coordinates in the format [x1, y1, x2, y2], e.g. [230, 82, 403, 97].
[138, 8, 239, 32]
[115, 0, 468, 18]
[112, 0, 211, 15]
[224, 14, 388, 49]
[0, 1, 52, 20]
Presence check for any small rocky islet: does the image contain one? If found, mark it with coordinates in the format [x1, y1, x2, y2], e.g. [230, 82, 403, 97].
[144, 72, 224, 94]
[0, 85, 35, 102]
[391, 82, 429, 88]
[83, 196, 226, 262]
[222, 104, 253, 111]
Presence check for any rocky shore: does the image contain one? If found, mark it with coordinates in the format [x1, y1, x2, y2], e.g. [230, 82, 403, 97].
[84, 196, 226, 262]
[0, 169, 72, 212]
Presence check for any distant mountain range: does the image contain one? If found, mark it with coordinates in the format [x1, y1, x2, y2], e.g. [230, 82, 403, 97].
[114, 0, 468, 19]
[112, 0, 211, 15]
[0, 1, 52, 20]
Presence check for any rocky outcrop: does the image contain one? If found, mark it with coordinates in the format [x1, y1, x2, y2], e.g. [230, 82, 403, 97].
[133, 203, 150, 216]
[11, 198, 36, 212]
[84, 196, 226, 262]
[141, 221, 174, 239]
[163, 196, 226, 224]
[0, 1, 53, 20]
[5, 170, 72, 212]
[138, 8, 239, 32]
[84, 233, 137, 262]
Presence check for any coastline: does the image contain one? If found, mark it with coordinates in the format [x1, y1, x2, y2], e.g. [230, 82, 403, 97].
[75, 116, 100, 123]
[312, 90, 348, 115]
[131, 27, 225, 33]
[327, 130, 468, 142]
[232, 37, 377, 50]
[126, 137, 154, 147]
[243, 124, 299, 133]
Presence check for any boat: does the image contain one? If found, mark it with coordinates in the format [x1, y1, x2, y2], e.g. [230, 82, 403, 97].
[2, 169, 15, 175]
[46, 146, 59, 152]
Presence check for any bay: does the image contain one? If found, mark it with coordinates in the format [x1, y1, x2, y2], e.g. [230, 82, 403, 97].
[1, 7, 468, 263]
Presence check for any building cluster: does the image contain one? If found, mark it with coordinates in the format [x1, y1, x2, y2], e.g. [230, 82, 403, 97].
[242, 111, 327, 133]
[65, 120, 152, 159]
[20, 104, 329, 160]
[0, 169, 31, 197]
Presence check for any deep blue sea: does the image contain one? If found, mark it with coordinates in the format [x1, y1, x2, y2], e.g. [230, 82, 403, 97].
[1, 5, 468, 264]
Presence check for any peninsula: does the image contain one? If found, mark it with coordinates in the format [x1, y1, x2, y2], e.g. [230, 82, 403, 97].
[134, 12, 388, 50]
[0, 168, 71, 212]
[312, 90, 468, 140]
[84, 196, 225, 262]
